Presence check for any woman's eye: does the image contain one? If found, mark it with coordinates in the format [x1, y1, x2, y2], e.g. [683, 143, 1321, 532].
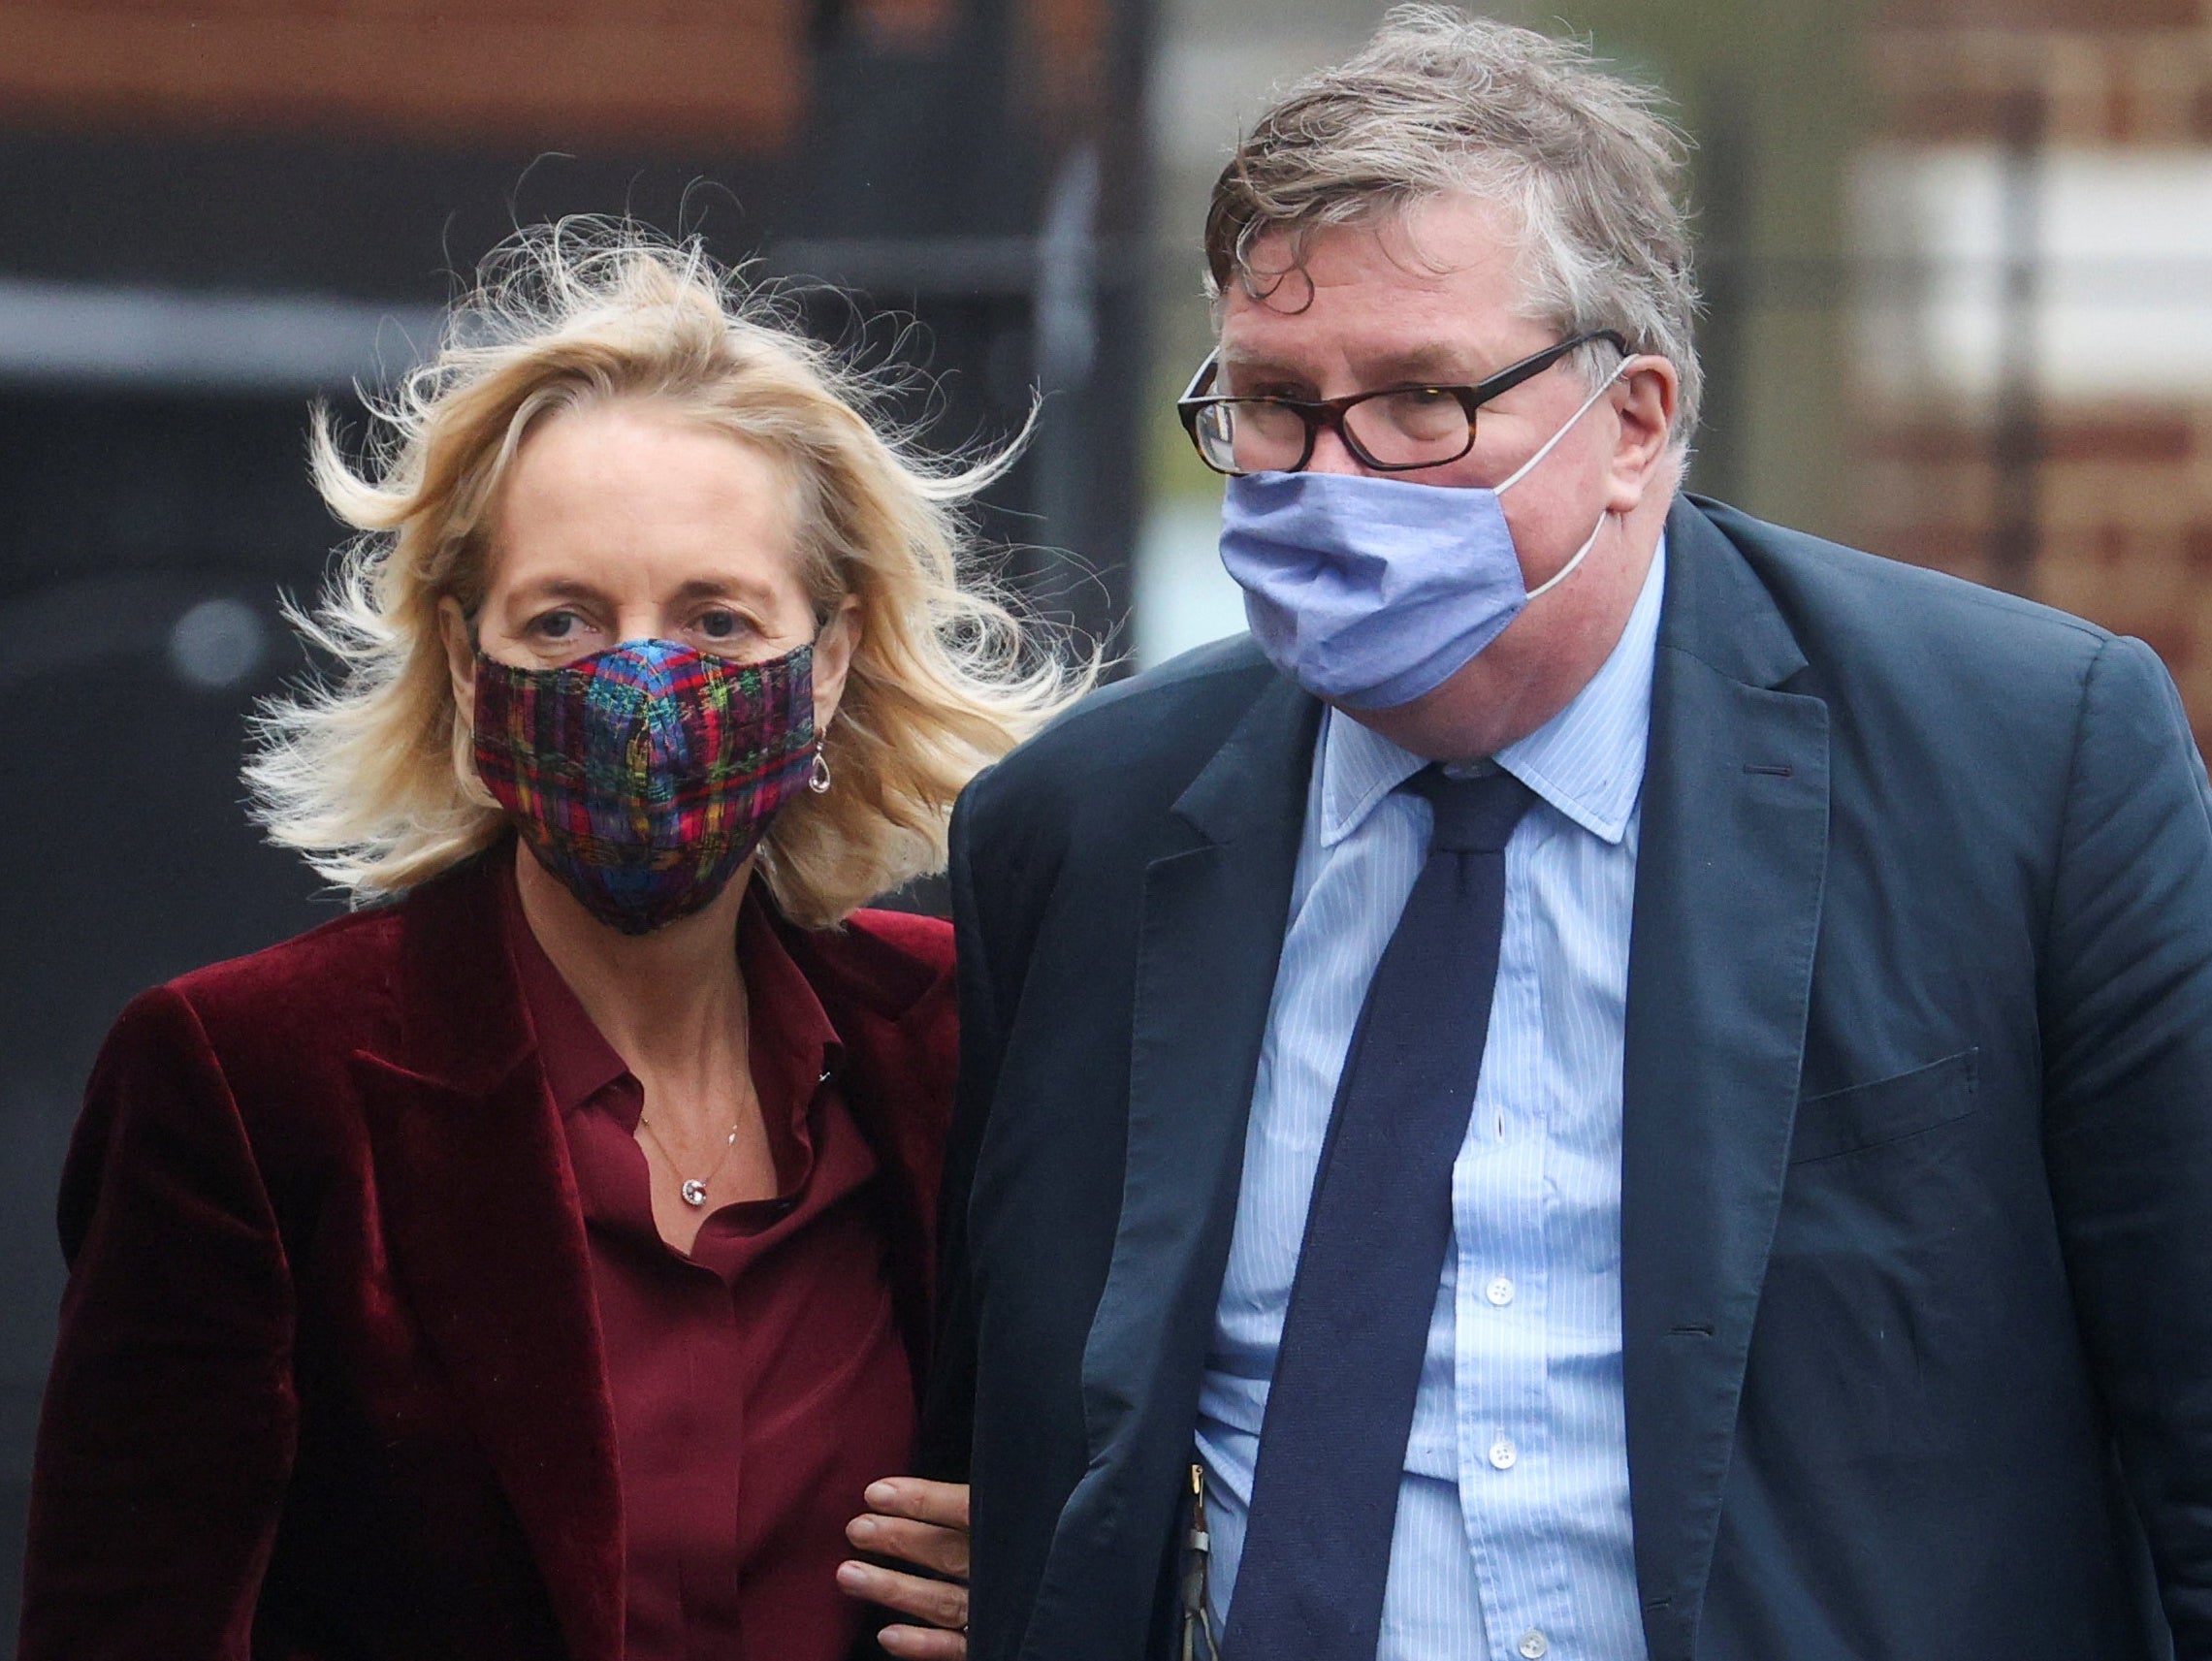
[697, 609, 748, 640]
[532, 610, 580, 640]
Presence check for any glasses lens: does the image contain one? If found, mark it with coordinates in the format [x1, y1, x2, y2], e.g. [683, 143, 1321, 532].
[1196, 400, 1309, 475]
[1193, 403, 1239, 472]
[1343, 389, 1473, 468]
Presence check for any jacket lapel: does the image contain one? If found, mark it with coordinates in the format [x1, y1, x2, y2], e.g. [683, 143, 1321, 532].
[1024, 670, 1321, 1660]
[1622, 498, 1831, 1660]
[778, 909, 960, 1378]
[351, 857, 625, 1661]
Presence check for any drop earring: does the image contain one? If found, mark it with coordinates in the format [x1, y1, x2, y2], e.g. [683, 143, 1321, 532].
[809, 749, 833, 794]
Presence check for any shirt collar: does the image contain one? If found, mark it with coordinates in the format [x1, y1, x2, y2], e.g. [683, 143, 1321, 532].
[496, 854, 846, 1124]
[1318, 532, 1667, 847]
[736, 885, 847, 1120]
[497, 855, 632, 1117]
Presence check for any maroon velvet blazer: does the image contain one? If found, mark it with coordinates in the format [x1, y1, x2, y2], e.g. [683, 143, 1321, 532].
[19, 850, 957, 1661]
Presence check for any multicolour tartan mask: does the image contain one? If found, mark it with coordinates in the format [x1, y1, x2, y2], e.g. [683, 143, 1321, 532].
[471, 638, 817, 935]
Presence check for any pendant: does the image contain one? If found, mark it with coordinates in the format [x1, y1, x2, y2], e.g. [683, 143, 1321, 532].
[681, 1179, 708, 1207]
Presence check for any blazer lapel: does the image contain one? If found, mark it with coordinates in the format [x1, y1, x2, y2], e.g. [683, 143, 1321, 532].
[352, 859, 625, 1661]
[779, 908, 960, 1376]
[1024, 670, 1321, 1660]
[1621, 498, 1831, 1661]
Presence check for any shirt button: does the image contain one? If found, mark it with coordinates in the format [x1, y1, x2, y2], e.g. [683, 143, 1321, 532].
[1486, 1275, 1515, 1306]
[1518, 1631, 1549, 1659]
[1489, 1436, 1518, 1471]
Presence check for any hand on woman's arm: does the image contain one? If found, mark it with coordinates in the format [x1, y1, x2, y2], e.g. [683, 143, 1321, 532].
[839, 1478, 970, 1658]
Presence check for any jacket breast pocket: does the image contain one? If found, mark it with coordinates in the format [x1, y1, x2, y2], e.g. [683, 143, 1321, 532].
[1788, 1047, 1979, 1166]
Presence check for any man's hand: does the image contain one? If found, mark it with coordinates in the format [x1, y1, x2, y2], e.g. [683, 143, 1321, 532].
[838, 1477, 970, 1658]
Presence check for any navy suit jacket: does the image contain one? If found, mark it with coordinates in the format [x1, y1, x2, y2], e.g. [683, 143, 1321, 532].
[923, 495, 2212, 1661]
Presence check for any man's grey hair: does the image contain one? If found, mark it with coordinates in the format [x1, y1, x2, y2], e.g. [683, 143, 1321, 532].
[1206, 6, 1702, 443]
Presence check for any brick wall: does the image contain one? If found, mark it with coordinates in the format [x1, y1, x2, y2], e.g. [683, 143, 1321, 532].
[1861, 411, 2212, 724]
[1860, 0, 2212, 745]
[0, 0, 1111, 152]
[0, 1, 810, 147]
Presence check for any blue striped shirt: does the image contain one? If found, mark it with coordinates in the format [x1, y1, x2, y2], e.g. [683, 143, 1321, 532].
[1196, 540, 1665, 1661]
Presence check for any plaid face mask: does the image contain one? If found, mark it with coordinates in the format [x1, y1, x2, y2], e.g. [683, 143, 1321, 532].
[471, 637, 818, 935]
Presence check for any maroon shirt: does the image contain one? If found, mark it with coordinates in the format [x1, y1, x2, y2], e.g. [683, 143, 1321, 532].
[500, 873, 915, 1661]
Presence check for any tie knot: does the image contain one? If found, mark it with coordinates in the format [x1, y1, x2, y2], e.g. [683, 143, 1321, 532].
[1404, 764, 1534, 853]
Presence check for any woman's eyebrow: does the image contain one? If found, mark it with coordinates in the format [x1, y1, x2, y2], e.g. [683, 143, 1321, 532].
[506, 576, 609, 605]
[501, 575, 785, 609]
[669, 575, 782, 609]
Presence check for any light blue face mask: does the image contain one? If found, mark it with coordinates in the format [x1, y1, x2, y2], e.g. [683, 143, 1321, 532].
[1218, 367, 1622, 710]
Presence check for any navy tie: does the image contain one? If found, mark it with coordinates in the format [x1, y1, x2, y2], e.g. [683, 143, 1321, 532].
[1222, 763, 1535, 1661]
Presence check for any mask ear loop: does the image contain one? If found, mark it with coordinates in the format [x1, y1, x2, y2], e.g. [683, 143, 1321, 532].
[1494, 357, 1631, 495]
[1524, 506, 1609, 602]
[1496, 355, 1632, 603]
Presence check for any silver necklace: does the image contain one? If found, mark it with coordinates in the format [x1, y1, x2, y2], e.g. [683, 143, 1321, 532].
[637, 1114, 742, 1207]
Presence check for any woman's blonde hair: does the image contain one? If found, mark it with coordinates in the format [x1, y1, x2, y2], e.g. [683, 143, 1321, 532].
[248, 219, 1088, 927]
